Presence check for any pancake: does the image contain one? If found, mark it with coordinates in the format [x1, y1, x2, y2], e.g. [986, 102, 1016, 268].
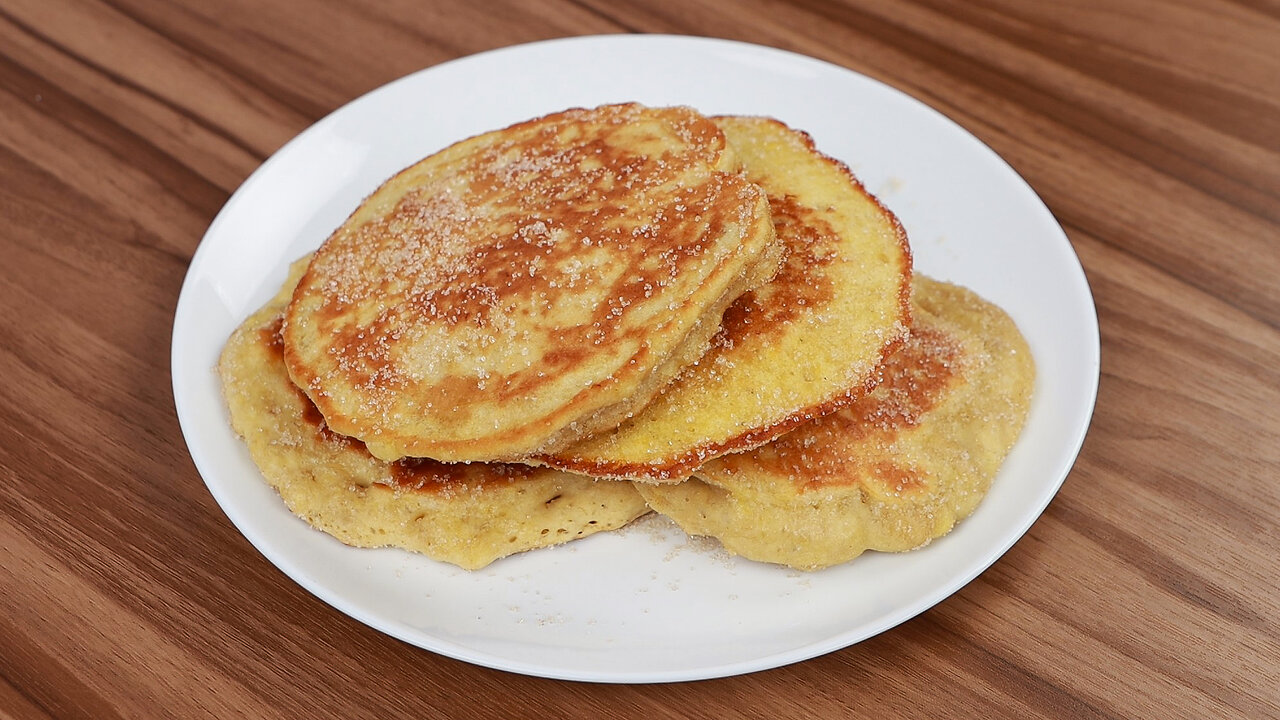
[539, 116, 911, 481]
[636, 276, 1035, 570]
[220, 257, 650, 570]
[283, 103, 780, 463]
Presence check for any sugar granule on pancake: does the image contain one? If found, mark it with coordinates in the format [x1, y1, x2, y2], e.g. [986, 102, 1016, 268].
[539, 116, 911, 482]
[220, 257, 650, 570]
[636, 276, 1035, 570]
[282, 103, 780, 463]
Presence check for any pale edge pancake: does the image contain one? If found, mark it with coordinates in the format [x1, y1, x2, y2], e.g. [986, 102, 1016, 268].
[636, 276, 1035, 570]
[219, 256, 650, 570]
[541, 115, 912, 482]
[281, 104, 780, 463]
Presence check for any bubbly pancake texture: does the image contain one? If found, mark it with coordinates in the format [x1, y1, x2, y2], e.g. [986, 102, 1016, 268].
[541, 116, 911, 482]
[221, 257, 650, 570]
[283, 104, 778, 462]
[637, 276, 1035, 570]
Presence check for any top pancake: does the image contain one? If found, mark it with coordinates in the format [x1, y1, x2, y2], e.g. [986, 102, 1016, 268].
[636, 276, 1036, 570]
[538, 116, 912, 481]
[283, 104, 778, 462]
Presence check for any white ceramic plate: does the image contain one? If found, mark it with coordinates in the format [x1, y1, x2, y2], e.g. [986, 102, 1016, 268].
[172, 35, 1099, 683]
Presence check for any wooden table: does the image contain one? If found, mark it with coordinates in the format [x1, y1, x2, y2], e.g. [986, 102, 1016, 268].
[2, 1, 1277, 717]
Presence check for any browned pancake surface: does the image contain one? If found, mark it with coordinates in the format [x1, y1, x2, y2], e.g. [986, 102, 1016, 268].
[283, 104, 777, 462]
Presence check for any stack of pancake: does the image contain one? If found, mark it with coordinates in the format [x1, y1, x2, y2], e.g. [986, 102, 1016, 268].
[218, 103, 1034, 570]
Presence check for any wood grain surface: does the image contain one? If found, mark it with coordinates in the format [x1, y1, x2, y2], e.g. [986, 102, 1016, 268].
[2, 0, 1278, 717]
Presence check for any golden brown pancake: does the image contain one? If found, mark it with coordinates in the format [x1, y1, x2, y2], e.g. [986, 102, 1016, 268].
[636, 276, 1035, 570]
[283, 103, 779, 463]
[539, 116, 912, 481]
[221, 257, 650, 570]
